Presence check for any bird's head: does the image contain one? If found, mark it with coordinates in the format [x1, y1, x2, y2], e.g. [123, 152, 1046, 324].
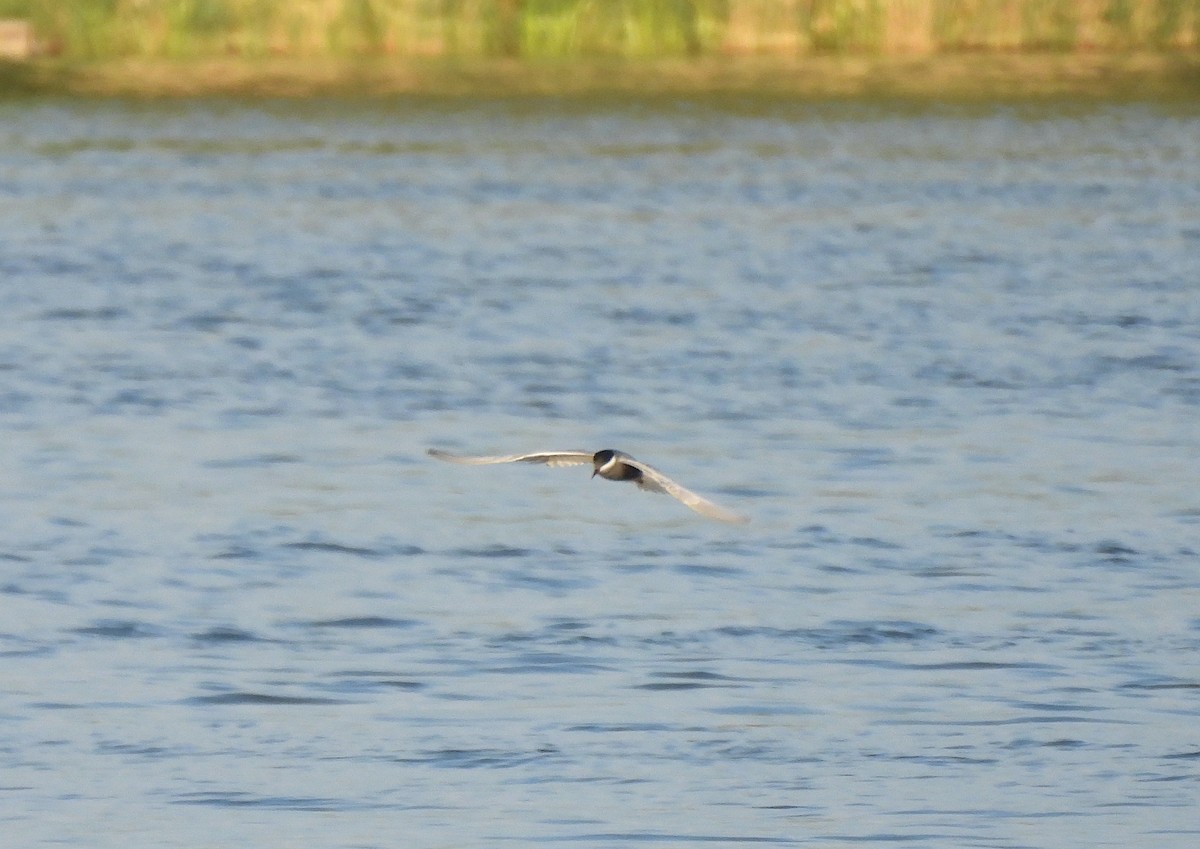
[591, 449, 615, 478]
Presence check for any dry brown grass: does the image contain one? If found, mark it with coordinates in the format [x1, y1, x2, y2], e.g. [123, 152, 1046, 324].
[12, 51, 1198, 99]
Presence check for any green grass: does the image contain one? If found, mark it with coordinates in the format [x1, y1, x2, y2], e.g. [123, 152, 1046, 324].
[8, 1, 1200, 60]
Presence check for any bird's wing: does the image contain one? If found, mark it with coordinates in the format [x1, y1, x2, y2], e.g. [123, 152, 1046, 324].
[427, 448, 593, 468]
[621, 457, 750, 524]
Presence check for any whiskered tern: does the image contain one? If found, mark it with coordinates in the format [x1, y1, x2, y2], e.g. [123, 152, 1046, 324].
[427, 448, 749, 524]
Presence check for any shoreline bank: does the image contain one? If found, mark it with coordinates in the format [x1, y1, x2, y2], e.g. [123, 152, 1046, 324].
[3, 53, 1199, 100]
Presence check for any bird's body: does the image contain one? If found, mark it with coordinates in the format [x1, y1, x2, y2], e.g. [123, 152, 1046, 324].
[427, 448, 748, 524]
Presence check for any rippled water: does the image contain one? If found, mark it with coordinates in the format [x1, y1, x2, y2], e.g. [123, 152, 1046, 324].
[2, 96, 1199, 848]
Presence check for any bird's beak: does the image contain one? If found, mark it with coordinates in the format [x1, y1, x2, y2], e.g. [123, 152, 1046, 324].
[591, 469, 597, 479]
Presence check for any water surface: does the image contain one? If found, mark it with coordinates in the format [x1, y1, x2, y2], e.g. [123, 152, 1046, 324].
[1, 97, 1198, 848]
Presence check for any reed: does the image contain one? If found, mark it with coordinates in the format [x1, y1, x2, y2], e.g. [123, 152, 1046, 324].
[10, 0, 1200, 60]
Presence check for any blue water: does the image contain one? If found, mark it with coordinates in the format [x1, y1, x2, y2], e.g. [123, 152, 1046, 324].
[1, 96, 1198, 848]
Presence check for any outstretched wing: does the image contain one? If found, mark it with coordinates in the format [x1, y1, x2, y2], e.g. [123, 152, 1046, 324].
[427, 448, 593, 468]
[622, 457, 750, 524]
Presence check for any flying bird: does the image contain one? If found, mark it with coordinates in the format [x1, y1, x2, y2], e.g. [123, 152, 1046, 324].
[427, 448, 749, 524]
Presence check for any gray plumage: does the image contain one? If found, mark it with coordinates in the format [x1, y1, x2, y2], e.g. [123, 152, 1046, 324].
[427, 448, 749, 524]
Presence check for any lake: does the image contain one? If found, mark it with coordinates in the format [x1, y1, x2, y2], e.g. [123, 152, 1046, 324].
[1, 95, 1198, 848]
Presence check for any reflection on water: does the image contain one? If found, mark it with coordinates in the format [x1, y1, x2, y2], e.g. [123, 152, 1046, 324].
[1, 97, 1199, 849]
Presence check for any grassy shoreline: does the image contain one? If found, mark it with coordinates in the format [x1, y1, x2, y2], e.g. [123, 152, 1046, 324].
[4, 52, 1200, 99]
[10, 1, 1200, 59]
